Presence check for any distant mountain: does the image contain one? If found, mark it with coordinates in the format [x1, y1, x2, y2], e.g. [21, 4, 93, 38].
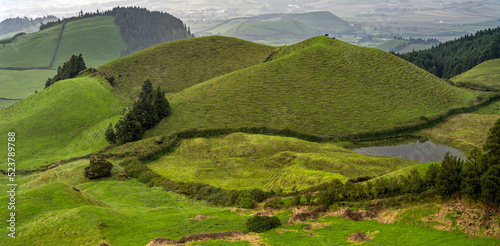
[0, 16, 57, 37]
[201, 11, 357, 45]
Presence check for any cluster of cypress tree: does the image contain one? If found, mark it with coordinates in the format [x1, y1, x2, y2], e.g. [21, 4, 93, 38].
[106, 79, 170, 144]
[397, 27, 500, 78]
[45, 54, 86, 88]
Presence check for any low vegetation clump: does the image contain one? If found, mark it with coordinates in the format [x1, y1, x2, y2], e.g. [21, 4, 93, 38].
[245, 215, 282, 233]
[84, 155, 113, 179]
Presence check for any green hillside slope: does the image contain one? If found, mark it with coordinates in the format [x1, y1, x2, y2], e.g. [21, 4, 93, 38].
[99, 36, 276, 99]
[376, 39, 408, 52]
[146, 36, 476, 138]
[52, 16, 127, 68]
[148, 132, 413, 192]
[451, 58, 500, 89]
[0, 76, 126, 169]
[222, 19, 322, 46]
[0, 23, 61, 68]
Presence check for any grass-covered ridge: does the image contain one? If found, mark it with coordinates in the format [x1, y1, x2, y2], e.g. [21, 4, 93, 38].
[51, 16, 127, 68]
[452, 58, 500, 90]
[99, 36, 276, 99]
[0, 76, 126, 169]
[147, 36, 476, 137]
[148, 132, 414, 192]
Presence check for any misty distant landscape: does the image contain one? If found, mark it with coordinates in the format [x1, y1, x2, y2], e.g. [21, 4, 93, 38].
[1, 1, 500, 245]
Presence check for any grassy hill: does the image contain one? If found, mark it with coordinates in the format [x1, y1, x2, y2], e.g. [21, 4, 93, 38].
[376, 39, 408, 52]
[451, 58, 500, 90]
[51, 16, 127, 68]
[222, 19, 322, 46]
[0, 23, 61, 68]
[146, 36, 476, 138]
[0, 76, 126, 169]
[99, 36, 276, 99]
[148, 132, 413, 192]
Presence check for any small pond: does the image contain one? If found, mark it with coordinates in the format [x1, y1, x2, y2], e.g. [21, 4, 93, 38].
[352, 138, 464, 163]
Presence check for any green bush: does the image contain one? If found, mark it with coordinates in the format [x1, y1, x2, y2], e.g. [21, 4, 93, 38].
[240, 197, 256, 209]
[245, 215, 281, 233]
[264, 197, 283, 209]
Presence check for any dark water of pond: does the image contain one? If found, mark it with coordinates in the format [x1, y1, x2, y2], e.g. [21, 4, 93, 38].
[352, 139, 464, 163]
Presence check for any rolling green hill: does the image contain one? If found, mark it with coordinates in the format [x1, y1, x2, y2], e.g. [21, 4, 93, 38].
[51, 16, 127, 68]
[148, 132, 413, 192]
[0, 76, 126, 169]
[146, 36, 476, 138]
[376, 39, 408, 52]
[99, 36, 276, 99]
[222, 19, 322, 46]
[451, 58, 500, 89]
[0, 23, 61, 68]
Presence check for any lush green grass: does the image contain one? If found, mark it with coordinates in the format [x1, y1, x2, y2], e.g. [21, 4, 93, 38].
[146, 36, 476, 138]
[0, 161, 248, 246]
[148, 133, 414, 192]
[0, 76, 126, 169]
[376, 39, 408, 52]
[222, 19, 321, 46]
[259, 216, 500, 245]
[2, 159, 499, 245]
[52, 16, 127, 69]
[418, 103, 500, 152]
[451, 58, 500, 89]
[0, 24, 61, 67]
[0, 69, 56, 99]
[99, 36, 276, 99]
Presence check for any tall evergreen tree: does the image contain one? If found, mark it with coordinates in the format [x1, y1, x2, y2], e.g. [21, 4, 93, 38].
[436, 152, 463, 196]
[105, 122, 117, 144]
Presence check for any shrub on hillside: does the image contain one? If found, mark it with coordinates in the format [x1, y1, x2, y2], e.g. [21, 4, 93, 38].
[124, 160, 148, 178]
[84, 155, 113, 179]
[137, 170, 161, 184]
[264, 197, 283, 209]
[245, 215, 281, 233]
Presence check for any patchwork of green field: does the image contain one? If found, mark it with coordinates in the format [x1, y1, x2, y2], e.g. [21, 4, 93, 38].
[52, 16, 127, 68]
[0, 69, 56, 99]
[0, 76, 126, 169]
[99, 36, 276, 99]
[148, 133, 414, 192]
[146, 36, 476, 138]
[452, 58, 500, 89]
[0, 24, 61, 67]
[2, 159, 499, 245]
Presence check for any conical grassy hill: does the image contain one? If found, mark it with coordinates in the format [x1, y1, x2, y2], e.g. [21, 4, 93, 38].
[99, 36, 276, 99]
[146, 36, 476, 137]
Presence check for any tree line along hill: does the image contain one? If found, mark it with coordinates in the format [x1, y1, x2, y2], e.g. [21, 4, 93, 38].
[397, 27, 500, 79]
